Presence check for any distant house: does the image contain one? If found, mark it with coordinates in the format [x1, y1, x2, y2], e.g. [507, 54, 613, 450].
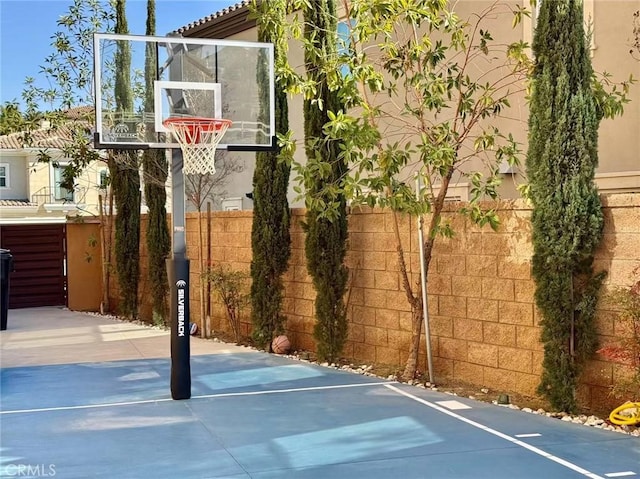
[172, 0, 640, 202]
[0, 108, 109, 224]
[0, 106, 178, 223]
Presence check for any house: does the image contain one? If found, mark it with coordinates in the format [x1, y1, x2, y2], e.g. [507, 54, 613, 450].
[172, 0, 640, 203]
[0, 109, 106, 309]
[0, 109, 108, 223]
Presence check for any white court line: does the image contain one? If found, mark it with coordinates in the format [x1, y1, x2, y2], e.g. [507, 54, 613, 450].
[0, 381, 395, 415]
[515, 433, 542, 438]
[605, 473, 636, 478]
[436, 400, 472, 410]
[385, 384, 605, 479]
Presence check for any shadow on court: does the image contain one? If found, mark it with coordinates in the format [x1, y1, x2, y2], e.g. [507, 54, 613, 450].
[1, 308, 638, 479]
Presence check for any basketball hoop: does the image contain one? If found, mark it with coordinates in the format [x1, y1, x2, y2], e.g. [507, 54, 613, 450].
[163, 117, 232, 175]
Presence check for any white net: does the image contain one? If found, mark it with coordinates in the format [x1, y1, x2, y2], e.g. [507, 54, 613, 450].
[163, 118, 232, 175]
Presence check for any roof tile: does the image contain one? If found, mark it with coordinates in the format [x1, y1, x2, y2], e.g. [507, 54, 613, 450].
[173, 1, 251, 34]
[0, 122, 91, 150]
[0, 199, 37, 207]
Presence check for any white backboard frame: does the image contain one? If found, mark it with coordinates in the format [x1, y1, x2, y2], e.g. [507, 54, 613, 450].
[93, 33, 276, 151]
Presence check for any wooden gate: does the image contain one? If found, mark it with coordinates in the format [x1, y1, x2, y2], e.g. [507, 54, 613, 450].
[0, 224, 67, 308]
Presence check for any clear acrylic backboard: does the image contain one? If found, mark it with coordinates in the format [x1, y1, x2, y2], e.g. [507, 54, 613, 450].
[93, 33, 275, 151]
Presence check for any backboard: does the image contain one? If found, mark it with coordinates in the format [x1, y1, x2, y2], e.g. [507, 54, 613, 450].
[93, 33, 275, 151]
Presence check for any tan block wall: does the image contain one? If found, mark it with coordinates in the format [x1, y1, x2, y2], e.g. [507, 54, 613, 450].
[185, 211, 254, 337]
[111, 193, 638, 413]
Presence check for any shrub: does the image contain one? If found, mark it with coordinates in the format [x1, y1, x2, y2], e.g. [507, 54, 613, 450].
[203, 265, 250, 343]
[598, 265, 640, 399]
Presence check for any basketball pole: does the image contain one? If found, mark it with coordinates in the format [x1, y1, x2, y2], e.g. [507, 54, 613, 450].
[167, 148, 191, 400]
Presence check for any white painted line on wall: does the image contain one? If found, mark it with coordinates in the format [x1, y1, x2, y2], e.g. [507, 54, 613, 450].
[515, 433, 542, 438]
[605, 472, 636, 478]
[0, 381, 396, 415]
[436, 400, 472, 410]
[385, 384, 605, 479]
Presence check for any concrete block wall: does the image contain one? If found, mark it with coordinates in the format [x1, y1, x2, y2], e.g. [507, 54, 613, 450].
[582, 193, 640, 411]
[185, 210, 253, 337]
[424, 200, 541, 398]
[120, 193, 638, 412]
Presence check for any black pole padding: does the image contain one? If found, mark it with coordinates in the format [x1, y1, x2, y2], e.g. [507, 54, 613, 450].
[167, 256, 191, 400]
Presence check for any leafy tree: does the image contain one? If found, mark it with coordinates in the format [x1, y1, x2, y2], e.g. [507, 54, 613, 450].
[141, 0, 170, 325]
[110, 0, 141, 319]
[16, 0, 117, 313]
[0, 102, 42, 135]
[22, 0, 115, 112]
[527, 0, 607, 412]
[278, 0, 532, 374]
[301, 0, 350, 363]
[274, 0, 631, 380]
[249, 0, 293, 350]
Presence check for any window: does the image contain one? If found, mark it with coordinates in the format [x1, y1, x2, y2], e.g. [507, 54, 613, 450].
[53, 165, 73, 201]
[98, 168, 109, 189]
[0, 164, 8, 188]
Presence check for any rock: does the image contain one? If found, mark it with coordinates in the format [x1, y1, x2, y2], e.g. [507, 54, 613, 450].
[561, 416, 573, 422]
[584, 416, 604, 427]
[481, 388, 489, 394]
[522, 407, 533, 413]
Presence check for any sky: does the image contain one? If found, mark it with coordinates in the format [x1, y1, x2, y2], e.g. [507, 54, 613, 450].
[0, 0, 237, 110]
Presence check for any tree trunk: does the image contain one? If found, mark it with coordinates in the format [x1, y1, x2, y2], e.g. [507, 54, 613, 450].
[198, 210, 206, 338]
[402, 300, 424, 380]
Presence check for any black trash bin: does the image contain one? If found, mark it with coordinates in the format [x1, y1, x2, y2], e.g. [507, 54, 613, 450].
[1, 249, 14, 331]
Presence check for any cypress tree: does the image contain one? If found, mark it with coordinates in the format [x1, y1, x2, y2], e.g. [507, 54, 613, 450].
[142, 0, 170, 324]
[303, 0, 349, 362]
[250, 1, 292, 349]
[527, 0, 606, 412]
[110, 0, 141, 319]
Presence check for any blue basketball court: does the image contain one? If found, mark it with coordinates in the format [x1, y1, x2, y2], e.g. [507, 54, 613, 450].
[1, 308, 638, 478]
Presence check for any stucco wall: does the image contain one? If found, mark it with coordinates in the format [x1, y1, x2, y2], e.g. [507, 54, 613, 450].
[187, 0, 640, 205]
[67, 222, 103, 311]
